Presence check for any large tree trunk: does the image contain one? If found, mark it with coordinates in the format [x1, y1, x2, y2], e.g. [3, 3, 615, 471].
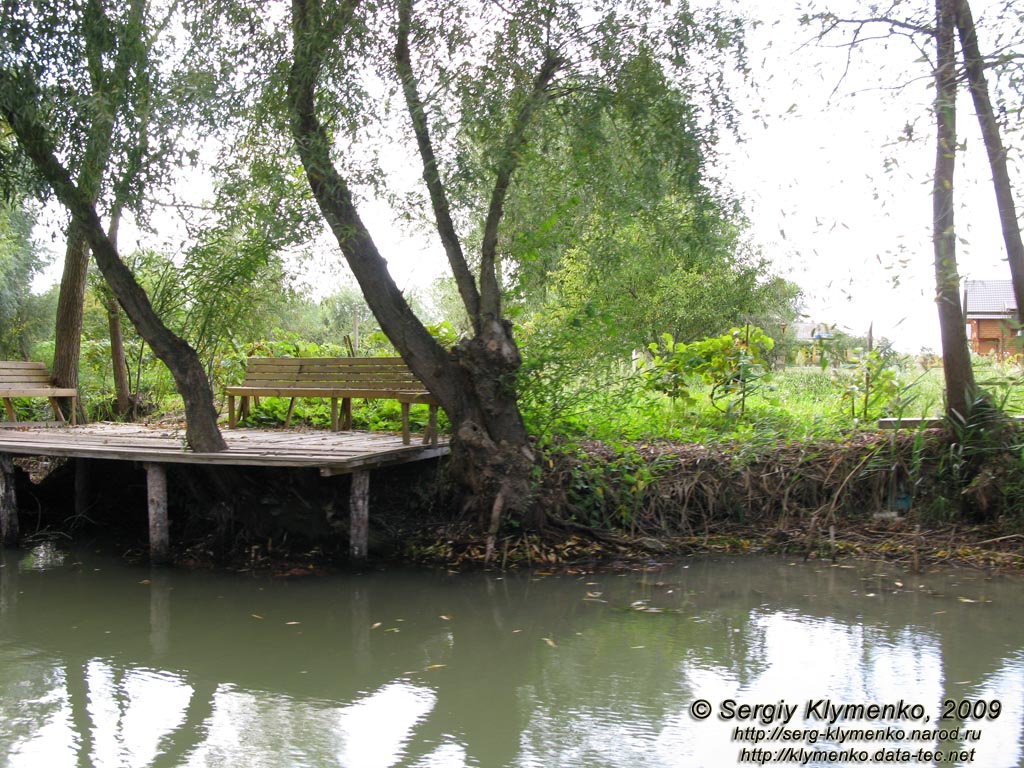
[954, 0, 1024, 333]
[51, 221, 90, 421]
[0, 79, 227, 453]
[288, 0, 536, 527]
[933, 0, 978, 421]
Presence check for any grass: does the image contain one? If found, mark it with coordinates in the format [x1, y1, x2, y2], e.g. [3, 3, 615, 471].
[520, 358, 1023, 448]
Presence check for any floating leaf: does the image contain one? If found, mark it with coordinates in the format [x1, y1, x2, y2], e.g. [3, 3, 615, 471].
[425, 664, 447, 671]
[286, 621, 301, 625]
[439, 615, 451, 621]
[542, 637, 558, 648]
[371, 622, 382, 629]
[251, 614, 264, 620]
[957, 597, 977, 603]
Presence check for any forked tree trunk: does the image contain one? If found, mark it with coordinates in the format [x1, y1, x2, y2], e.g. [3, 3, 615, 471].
[288, 0, 537, 527]
[933, 0, 978, 421]
[954, 0, 1024, 333]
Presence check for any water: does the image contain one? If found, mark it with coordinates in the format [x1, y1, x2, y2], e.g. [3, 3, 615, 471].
[1, 544, 1022, 768]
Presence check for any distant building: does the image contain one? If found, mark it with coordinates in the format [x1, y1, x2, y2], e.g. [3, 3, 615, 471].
[962, 279, 1020, 358]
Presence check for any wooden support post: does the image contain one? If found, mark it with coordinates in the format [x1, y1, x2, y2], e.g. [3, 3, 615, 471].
[284, 397, 297, 427]
[3, 398, 16, 422]
[424, 405, 438, 445]
[350, 470, 370, 560]
[74, 458, 90, 520]
[341, 398, 352, 430]
[145, 463, 171, 565]
[0, 453, 17, 548]
[401, 402, 411, 445]
[330, 398, 339, 431]
[228, 394, 236, 428]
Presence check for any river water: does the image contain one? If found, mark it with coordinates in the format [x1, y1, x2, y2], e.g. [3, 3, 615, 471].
[0, 544, 1021, 768]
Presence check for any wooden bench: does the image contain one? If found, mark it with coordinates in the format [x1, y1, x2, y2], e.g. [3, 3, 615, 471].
[225, 357, 440, 445]
[0, 361, 78, 426]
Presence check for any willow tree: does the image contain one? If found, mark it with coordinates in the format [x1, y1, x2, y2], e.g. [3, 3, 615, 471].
[0, 2, 227, 451]
[285, 0, 745, 540]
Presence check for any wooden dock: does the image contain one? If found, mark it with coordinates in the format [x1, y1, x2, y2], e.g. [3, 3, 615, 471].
[0, 422, 449, 561]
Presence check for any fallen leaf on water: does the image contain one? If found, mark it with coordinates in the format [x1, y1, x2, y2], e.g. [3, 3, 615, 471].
[286, 621, 301, 625]
[371, 622, 382, 629]
[425, 664, 447, 671]
[957, 597, 977, 603]
[542, 637, 557, 648]
[139, 579, 151, 585]
[251, 614, 264, 620]
[440, 615, 451, 621]
[385, 627, 400, 633]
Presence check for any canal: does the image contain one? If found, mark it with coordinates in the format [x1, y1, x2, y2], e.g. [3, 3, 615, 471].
[1, 545, 1022, 767]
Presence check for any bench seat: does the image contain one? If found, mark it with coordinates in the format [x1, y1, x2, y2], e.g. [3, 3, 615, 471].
[0, 361, 78, 425]
[225, 357, 440, 445]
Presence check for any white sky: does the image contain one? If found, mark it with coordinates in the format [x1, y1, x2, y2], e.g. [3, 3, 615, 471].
[32, 0, 1021, 355]
[715, 0, 1019, 353]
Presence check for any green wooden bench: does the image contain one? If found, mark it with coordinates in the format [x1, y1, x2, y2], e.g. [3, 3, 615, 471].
[0, 361, 78, 425]
[225, 357, 440, 445]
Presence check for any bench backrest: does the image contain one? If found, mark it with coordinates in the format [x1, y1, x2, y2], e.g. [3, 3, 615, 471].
[240, 357, 430, 394]
[0, 361, 57, 389]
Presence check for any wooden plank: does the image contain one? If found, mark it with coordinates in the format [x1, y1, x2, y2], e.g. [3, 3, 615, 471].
[0, 453, 16, 547]
[0, 387, 78, 397]
[146, 463, 170, 564]
[350, 470, 370, 560]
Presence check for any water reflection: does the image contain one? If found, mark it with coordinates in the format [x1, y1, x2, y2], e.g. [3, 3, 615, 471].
[0, 546, 1022, 767]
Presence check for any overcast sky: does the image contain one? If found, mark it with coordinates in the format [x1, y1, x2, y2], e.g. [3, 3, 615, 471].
[716, 0, 1019, 352]
[32, 0, 1021, 356]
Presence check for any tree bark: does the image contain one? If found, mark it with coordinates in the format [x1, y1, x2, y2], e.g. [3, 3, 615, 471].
[954, 0, 1024, 332]
[933, 0, 978, 421]
[51, 220, 91, 420]
[0, 75, 227, 453]
[289, 0, 537, 523]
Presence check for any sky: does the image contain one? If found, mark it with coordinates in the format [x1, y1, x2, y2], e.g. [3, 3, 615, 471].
[713, 0, 1019, 353]
[31, 0, 1022, 355]
[341, 0, 1023, 354]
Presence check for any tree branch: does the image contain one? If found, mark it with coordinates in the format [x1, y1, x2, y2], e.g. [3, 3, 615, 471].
[0, 69, 226, 452]
[479, 51, 564, 321]
[288, 0, 449, 385]
[395, 0, 481, 331]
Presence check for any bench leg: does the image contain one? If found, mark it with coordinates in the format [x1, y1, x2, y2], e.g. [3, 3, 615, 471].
[331, 398, 339, 431]
[2, 398, 15, 423]
[241, 396, 250, 422]
[48, 397, 65, 424]
[401, 402, 411, 445]
[342, 398, 352, 431]
[228, 394, 236, 428]
[423, 405, 438, 445]
[284, 397, 297, 428]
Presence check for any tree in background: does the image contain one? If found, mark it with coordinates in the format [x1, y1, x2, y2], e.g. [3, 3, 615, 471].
[802, 0, 1024, 420]
[0, 0, 227, 451]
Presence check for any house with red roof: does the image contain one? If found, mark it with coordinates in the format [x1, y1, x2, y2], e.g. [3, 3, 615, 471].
[962, 279, 1020, 358]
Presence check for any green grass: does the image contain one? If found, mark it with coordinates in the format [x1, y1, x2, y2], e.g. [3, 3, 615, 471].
[520, 359, 1022, 448]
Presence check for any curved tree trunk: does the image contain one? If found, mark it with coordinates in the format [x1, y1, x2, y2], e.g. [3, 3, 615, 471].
[954, 0, 1024, 334]
[933, 0, 978, 421]
[0, 78, 227, 453]
[288, 0, 537, 529]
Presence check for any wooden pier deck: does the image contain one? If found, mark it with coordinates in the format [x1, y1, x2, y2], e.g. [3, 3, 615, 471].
[0, 422, 449, 561]
[0, 421, 448, 475]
